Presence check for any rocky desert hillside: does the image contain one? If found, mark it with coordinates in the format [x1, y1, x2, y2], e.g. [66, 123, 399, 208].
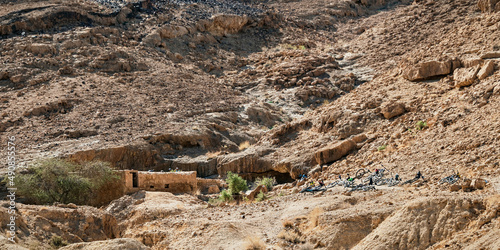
[0, 0, 499, 249]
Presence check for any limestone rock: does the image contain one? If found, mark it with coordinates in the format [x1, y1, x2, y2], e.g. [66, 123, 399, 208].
[471, 179, 487, 190]
[159, 25, 189, 39]
[480, 51, 500, 59]
[60, 238, 149, 250]
[247, 185, 268, 201]
[314, 139, 356, 165]
[461, 178, 472, 192]
[27, 43, 56, 55]
[454, 65, 480, 87]
[206, 14, 249, 36]
[403, 60, 452, 81]
[207, 185, 220, 194]
[477, 61, 495, 80]
[461, 58, 484, 68]
[450, 184, 461, 192]
[142, 32, 162, 47]
[380, 102, 406, 119]
[478, 0, 500, 13]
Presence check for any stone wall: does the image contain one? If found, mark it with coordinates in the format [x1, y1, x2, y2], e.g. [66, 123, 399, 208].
[119, 170, 197, 194]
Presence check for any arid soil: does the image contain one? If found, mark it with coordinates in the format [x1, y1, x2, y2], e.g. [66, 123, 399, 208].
[0, 0, 500, 249]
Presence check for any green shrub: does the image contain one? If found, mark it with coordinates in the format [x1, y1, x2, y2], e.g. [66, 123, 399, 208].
[17, 158, 120, 205]
[255, 191, 267, 202]
[50, 235, 68, 248]
[254, 177, 276, 191]
[226, 171, 248, 195]
[219, 189, 233, 202]
[415, 120, 428, 130]
[377, 145, 387, 151]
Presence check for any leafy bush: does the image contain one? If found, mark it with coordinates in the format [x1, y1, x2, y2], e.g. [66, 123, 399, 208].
[17, 158, 120, 205]
[219, 189, 233, 202]
[255, 191, 267, 202]
[254, 177, 276, 191]
[50, 235, 68, 248]
[377, 145, 387, 151]
[226, 171, 248, 195]
[415, 120, 428, 130]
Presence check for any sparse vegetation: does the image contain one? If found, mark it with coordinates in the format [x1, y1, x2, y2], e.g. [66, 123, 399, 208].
[50, 235, 68, 248]
[415, 120, 428, 130]
[254, 176, 276, 191]
[226, 171, 248, 195]
[278, 230, 303, 243]
[243, 236, 266, 250]
[377, 145, 387, 151]
[282, 219, 294, 228]
[219, 189, 234, 202]
[17, 159, 120, 205]
[255, 191, 267, 202]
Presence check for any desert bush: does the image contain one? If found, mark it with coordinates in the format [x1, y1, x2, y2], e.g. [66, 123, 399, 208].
[243, 236, 266, 250]
[278, 230, 302, 243]
[282, 219, 294, 228]
[254, 177, 276, 191]
[226, 171, 248, 195]
[219, 189, 234, 202]
[377, 145, 387, 151]
[415, 120, 428, 130]
[17, 158, 120, 205]
[255, 191, 267, 202]
[50, 235, 68, 248]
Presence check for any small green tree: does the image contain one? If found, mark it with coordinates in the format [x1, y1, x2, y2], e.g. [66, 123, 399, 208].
[255, 191, 267, 202]
[218, 189, 233, 202]
[225, 171, 248, 195]
[17, 158, 120, 205]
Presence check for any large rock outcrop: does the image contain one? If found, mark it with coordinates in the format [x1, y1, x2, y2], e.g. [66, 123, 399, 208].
[314, 139, 356, 165]
[402, 60, 459, 81]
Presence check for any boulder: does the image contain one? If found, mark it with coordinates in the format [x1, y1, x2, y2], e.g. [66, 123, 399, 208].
[380, 102, 406, 119]
[461, 58, 484, 68]
[471, 179, 487, 190]
[27, 43, 56, 55]
[207, 185, 220, 194]
[403, 60, 453, 81]
[454, 65, 480, 87]
[247, 185, 268, 200]
[450, 184, 461, 192]
[461, 178, 472, 192]
[314, 139, 356, 165]
[142, 32, 162, 47]
[477, 61, 495, 80]
[480, 51, 500, 59]
[159, 25, 189, 39]
[206, 14, 249, 36]
[60, 238, 149, 250]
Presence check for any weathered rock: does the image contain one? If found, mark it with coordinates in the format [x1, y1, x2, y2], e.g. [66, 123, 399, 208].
[206, 14, 249, 36]
[461, 58, 484, 68]
[454, 65, 480, 87]
[142, 32, 162, 47]
[403, 60, 452, 81]
[450, 184, 461, 192]
[207, 185, 220, 194]
[461, 178, 472, 192]
[314, 139, 356, 165]
[27, 43, 56, 55]
[380, 102, 406, 119]
[247, 185, 268, 200]
[477, 61, 495, 80]
[60, 238, 149, 250]
[480, 51, 500, 59]
[471, 179, 487, 190]
[159, 25, 189, 39]
[352, 134, 368, 143]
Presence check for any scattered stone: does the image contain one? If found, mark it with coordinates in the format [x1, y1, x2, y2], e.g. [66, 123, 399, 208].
[480, 51, 500, 59]
[247, 185, 268, 200]
[450, 184, 461, 192]
[477, 61, 495, 80]
[454, 65, 480, 87]
[471, 179, 487, 190]
[403, 60, 453, 81]
[380, 102, 406, 119]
